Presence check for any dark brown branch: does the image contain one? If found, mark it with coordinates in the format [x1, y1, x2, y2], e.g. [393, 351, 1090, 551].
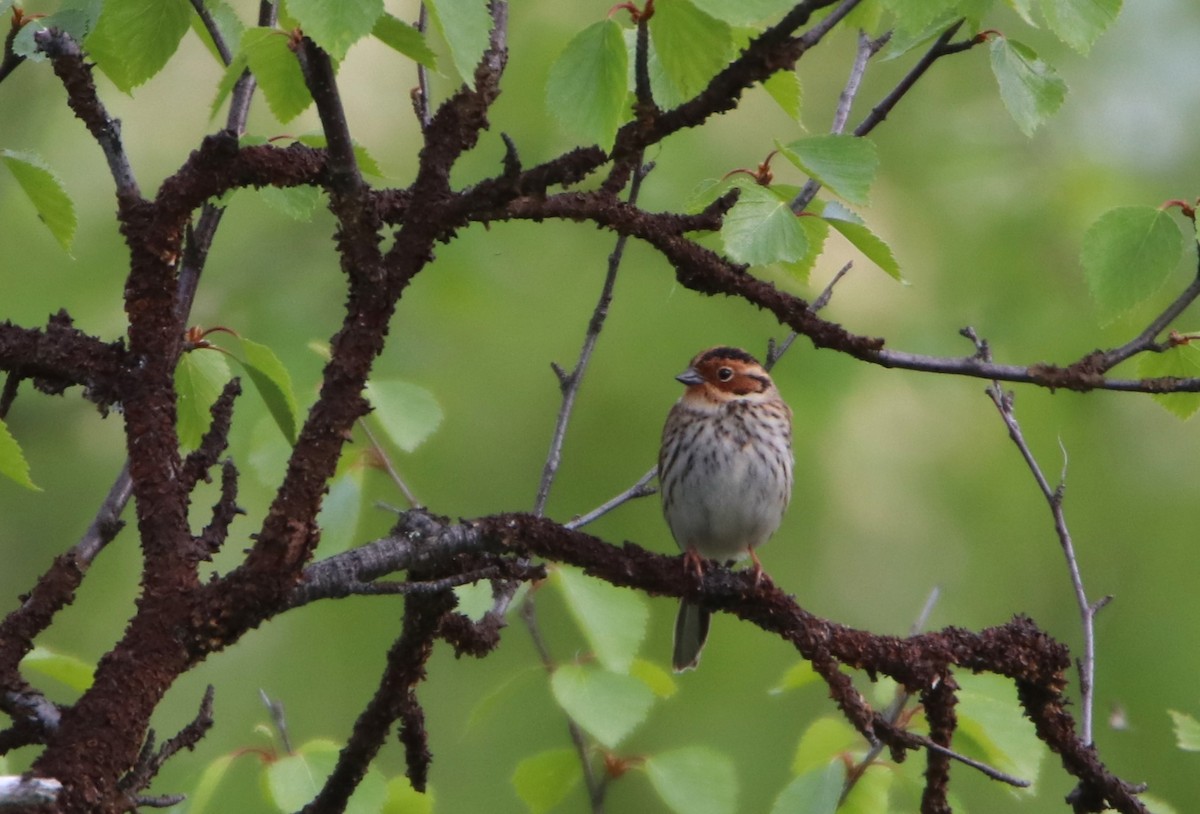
[117, 686, 215, 801]
[0, 314, 124, 408]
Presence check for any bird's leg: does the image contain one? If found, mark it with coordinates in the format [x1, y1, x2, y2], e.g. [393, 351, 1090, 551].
[683, 547, 706, 581]
[749, 548, 768, 588]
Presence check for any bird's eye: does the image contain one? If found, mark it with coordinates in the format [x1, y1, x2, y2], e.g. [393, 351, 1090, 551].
[717, 367, 734, 381]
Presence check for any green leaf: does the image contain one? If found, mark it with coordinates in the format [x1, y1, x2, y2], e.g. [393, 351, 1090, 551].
[839, 763, 892, 814]
[686, 0, 799, 25]
[824, 213, 902, 280]
[553, 565, 649, 674]
[770, 761, 844, 814]
[372, 13, 438, 69]
[956, 672, 1045, 793]
[211, 50, 250, 119]
[0, 416, 39, 491]
[20, 646, 93, 691]
[630, 657, 678, 699]
[1141, 793, 1182, 814]
[763, 69, 803, 123]
[546, 19, 628, 151]
[1139, 345, 1200, 420]
[12, 2, 101, 62]
[85, 0, 192, 91]
[643, 746, 737, 814]
[791, 716, 860, 775]
[365, 379, 444, 453]
[382, 775, 434, 814]
[314, 468, 364, 557]
[233, 338, 299, 444]
[175, 348, 233, 450]
[288, 0, 381, 60]
[1081, 206, 1183, 324]
[190, 0, 245, 63]
[254, 185, 324, 220]
[511, 749, 582, 814]
[768, 659, 821, 695]
[721, 184, 808, 267]
[777, 135, 878, 205]
[241, 27, 314, 122]
[988, 37, 1067, 136]
[1168, 710, 1200, 751]
[296, 134, 384, 176]
[186, 753, 236, 814]
[878, 0, 961, 37]
[264, 739, 387, 814]
[649, 0, 734, 102]
[425, 0, 492, 89]
[1, 150, 77, 253]
[1007, 0, 1039, 26]
[1039, 0, 1120, 54]
[549, 663, 655, 748]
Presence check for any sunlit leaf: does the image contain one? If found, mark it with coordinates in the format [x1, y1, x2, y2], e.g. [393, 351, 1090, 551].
[988, 37, 1067, 136]
[254, 185, 324, 221]
[776, 135, 878, 205]
[241, 27, 314, 122]
[85, 0, 191, 91]
[763, 69, 803, 123]
[382, 774, 434, 814]
[686, 0, 798, 25]
[554, 565, 649, 674]
[770, 761, 844, 814]
[0, 417, 39, 491]
[649, 0, 734, 102]
[721, 184, 808, 267]
[791, 716, 860, 775]
[1081, 206, 1183, 324]
[314, 468, 364, 557]
[372, 13, 438, 69]
[365, 379, 444, 452]
[296, 134, 384, 176]
[20, 646, 93, 691]
[549, 663, 654, 748]
[546, 19, 628, 150]
[839, 762, 892, 814]
[186, 753, 236, 814]
[769, 659, 821, 695]
[1, 150, 77, 253]
[630, 657, 678, 699]
[175, 348, 233, 450]
[1139, 345, 1200, 420]
[644, 746, 737, 814]
[1168, 710, 1200, 751]
[956, 672, 1045, 793]
[190, 0, 244, 63]
[824, 212, 902, 280]
[426, 0, 491, 88]
[234, 337, 300, 444]
[12, 2, 100, 62]
[288, 0, 382, 60]
[264, 739, 387, 813]
[511, 749, 582, 814]
[1039, 0, 1121, 54]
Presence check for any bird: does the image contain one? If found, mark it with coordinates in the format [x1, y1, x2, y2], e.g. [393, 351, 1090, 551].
[658, 346, 794, 672]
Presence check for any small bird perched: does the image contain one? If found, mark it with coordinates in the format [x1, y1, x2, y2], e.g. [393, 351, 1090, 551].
[658, 346, 794, 672]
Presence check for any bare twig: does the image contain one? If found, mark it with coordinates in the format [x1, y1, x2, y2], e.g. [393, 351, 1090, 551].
[414, 4, 432, 129]
[985, 383, 1100, 745]
[360, 417, 422, 508]
[189, 0, 234, 66]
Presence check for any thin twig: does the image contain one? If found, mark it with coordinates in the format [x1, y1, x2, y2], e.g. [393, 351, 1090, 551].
[1087, 263, 1200, 371]
[915, 733, 1030, 787]
[985, 382, 1099, 745]
[414, 5, 432, 129]
[189, 0, 234, 66]
[359, 417, 422, 508]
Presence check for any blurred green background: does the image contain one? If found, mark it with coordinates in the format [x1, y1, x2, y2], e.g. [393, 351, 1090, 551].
[3, 0, 1200, 811]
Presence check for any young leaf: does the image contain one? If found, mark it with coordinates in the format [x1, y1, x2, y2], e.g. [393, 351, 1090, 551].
[777, 135, 878, 205]
[264, 739, 387, 813]
[768, 659, 820, 695]
[383, 774, 434, 814]
[511, 749, 582, 814]
[241, 27, 314, 123]
[85, 0, 191, 92]
[175, 348, 233, 450]
[1081, 206, 1183, 324]
[20, 646, 93, 691]
[769, 761, 844, 814]
[955, 672, 1045, 793]
[190, 0, 245, 63]
[686, 0, 799, 25]
[643, 746, 737, 814]
[234, 338, 299, 444]
[721, 184, 808, 267]
[0, 416, 39, 491]
[649, 0, 734, 101]
[296, 134, 384, 176]
[425, 0, 492, 89]
[791, 716, 860, 775]
[878, 0, 961, 38]
[1039, 0, 1120, 54]
[549, 663, 655, 748]
[1140, 345, 1200, 420]
[630, 657, 678, 699]
[365, 379, 444, 453]
[372, 13, 438, 69]
[254, 185, 323, 221]
[773, 215, 829, 285]
[211, 50, 250, 119]
[1, 150, 77, 253]
[314, 468, 364, 557]
[12, 3, 101, 62]
[287, 0, 382, 60]
[553, 565, 649, 674]
[185, 754, 235, 814]
[839, 763, 893, 814]
[546, 19, 628, 151]
[1168, 710, 1200, 751]
[824, 213, 902, 280]
[763, 69, 803, 123]
[988, 37, 1067, 136]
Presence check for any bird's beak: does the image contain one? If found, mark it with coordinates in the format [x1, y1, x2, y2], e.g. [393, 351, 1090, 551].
[675, 368, 704, 386]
